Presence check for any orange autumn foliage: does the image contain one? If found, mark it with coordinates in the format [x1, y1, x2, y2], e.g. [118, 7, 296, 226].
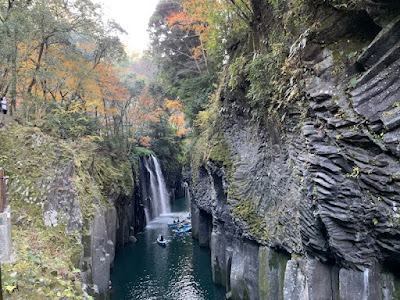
[139, 136, 151, 147]
[166, 0, 221, 60]
[165, 99, 183, 111]
[131, 87, 162, 125]
[164, 99, 188, 137]
[10, 33, 173, 147]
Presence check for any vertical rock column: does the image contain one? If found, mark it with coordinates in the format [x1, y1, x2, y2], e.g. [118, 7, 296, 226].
[198, 210, 212, 247]
[339, 265, 381, 300]
[229, 238, 260, 300]
[258, 247, 289, 300]
[191, 201, 200, 239]
[211, 221, 231, 288]
[306, 259, 339, 300]
[82, 206, 117, 299]
[283, 259, 308, 300]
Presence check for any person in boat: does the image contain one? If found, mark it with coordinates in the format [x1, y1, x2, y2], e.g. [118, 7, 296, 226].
[160, 235, 164, 241]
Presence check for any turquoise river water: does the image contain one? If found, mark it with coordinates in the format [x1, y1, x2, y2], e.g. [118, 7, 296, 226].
[110, 197, 226, 300]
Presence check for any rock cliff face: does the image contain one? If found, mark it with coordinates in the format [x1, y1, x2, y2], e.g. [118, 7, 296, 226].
[80, 178, 143, 299]
[40, 150, 144, 299]
[0, 125, 145, 299]
[189, 1, 400, 299]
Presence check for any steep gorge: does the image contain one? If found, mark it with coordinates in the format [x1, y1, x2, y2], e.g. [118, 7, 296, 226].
[188, 1, 400, 299]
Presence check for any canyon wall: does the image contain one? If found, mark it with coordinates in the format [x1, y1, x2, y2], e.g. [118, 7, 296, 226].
[189, 1, 400, 299]
[0, 125, 145, 299]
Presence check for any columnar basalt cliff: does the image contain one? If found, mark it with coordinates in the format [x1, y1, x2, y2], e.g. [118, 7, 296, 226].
[189, 1, 400, 299]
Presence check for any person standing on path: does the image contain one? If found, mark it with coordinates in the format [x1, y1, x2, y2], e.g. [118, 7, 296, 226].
[1, 97, 7, 120]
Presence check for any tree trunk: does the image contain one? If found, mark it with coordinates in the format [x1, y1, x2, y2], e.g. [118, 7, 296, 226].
[250, 0, 273, 53]
[11, 46, 17, 115]
[102, 98, 109, 136]
[199, 38, 209, 73]
[27, 40, 46, 95]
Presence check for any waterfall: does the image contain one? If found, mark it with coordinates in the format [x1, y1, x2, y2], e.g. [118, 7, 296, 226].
[151, 156, 170, 214]
[183, 181, 189, 200]
[143, 155, 170, 222]
[144, 207, 151, 225]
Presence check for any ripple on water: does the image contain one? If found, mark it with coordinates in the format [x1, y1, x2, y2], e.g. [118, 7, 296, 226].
[129, 277, 159, 299]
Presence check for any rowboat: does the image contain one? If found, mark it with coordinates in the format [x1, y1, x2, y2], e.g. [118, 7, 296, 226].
[157, 237, 167, 247]
[175, 225, 192, 234]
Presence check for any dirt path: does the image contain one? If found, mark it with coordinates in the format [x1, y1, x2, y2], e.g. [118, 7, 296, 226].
[0, 114, 12, 131]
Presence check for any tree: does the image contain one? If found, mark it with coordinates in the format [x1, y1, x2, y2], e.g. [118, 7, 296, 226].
[0, 0, 33, 113]
[148, 0, 218, 125]
[164, 99, 189, 137]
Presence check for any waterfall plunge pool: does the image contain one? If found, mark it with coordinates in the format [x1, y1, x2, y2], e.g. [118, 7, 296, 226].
[110, 197, 226, 300]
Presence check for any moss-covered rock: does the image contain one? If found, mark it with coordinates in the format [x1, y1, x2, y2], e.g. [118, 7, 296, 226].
[0, 123, 134, 299]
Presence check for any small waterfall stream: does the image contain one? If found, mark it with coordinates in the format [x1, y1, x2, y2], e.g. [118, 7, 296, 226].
[142, 155, 170, 223]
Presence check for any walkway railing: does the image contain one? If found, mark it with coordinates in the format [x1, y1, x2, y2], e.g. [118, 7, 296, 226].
[0, 168, 6, 300]
[0, 169, 8, 213]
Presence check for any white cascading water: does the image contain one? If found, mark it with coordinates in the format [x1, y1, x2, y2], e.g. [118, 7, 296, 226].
[151, 155, 170, 214]
[144, 155, 170, 222]
[144, 208, 151, 225]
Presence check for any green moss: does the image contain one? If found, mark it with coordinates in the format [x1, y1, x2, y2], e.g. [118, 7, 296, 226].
[243, 283, 250, 300]
[189, 127, 233, 185]
[258, 247, 270, 299]
[231, 290, 241, 300]
[227, 184, 240, 203]
[231, 199, 268, 240]
[188, 133, 208, 185]
[208, 133, 233, 171]
[326, 38, 371, 79]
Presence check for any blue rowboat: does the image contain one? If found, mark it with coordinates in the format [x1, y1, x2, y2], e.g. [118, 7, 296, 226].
[182, 225, 191, 231]
[157, 237, 167, 247]
[176, 226, 192, 234]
